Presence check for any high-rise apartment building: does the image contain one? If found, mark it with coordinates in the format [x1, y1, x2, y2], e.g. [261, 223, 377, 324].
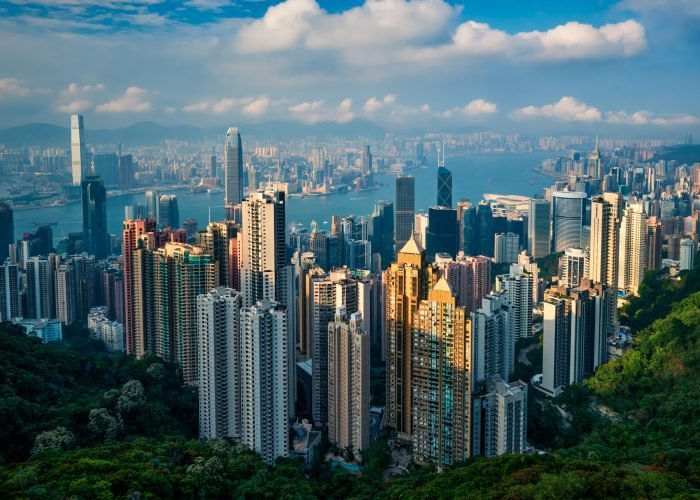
[494, 232, 520, 264]
[197, 288, 242, 440]
[646, 217, 663, 271]
[560, 247, 589, 288]
[471, 292, 515, 383]
[588, 193, 621, 287]
[55, 260, 79, 325]
[196, 221, 240, 290]
[82, 174, 110, 259]
[240, 300, 289, 465]
[296, 252, 324, 357]
[472, 378, 528, 458]
[123, 218, 157, 355]
[437, 166, 453, 208]
[395, 175, 415, 252]
[225, 127, 244, 207]
[26, 255, 56, 320]
[680, 238, 696, 271]
[618, 202, 647, 295]
[411, 279, 472, 468]
[0, 260, 20, 322]
[551, 191, 586, 253]
[385, 237, 436, 439]
[70, 114, 88, 185]
[0, 203, 14, 263]
[497, 264, 534, 340]
[328, 310, 370, 453]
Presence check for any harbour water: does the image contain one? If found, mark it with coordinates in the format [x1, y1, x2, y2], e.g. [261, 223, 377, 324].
[13, 152, 554, 243]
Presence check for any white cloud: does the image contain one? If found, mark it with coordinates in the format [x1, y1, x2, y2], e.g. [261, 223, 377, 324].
[55, 82, 105, 113]
[511, 96, 602, 122]
[289, 98, 354, 124]
[0, 78, 32, 98]
[241, 96, 270, 117]
[363, 94, 398, 114]
[185, 0, 233, 10]
[234, 0, 646, 66]
[95, 86, 152, 112]
[605, 110, 699, 126]
[460, 98, 497, 116]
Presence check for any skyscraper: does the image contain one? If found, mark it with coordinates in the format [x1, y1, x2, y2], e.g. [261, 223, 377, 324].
[551, 191, 586, 253]
[395, 175, 415, 252]
[527, 199, 550, 258]
[158, 194, 180, 229]
[588, 193, 621, 288]
[494, 232, 520, 264]
[0, 260, 20, 322]
[426, 206, 458, 260]
[82, 174, 109, 259]
[385, 237, 436, 438]
[70, 114, 88, 186]
[361, 145, 372, 176]
[122, 218, 157, 355]
[328, 310, 370, 452]
[240, 300, 289, 465]
[680, 238, 695, 271]
[118, 154, 134, 189]
[196, 221, 240, 290]
[411, 278, 472, 468]
[560, 247, 589, 288]
[55, 259, 79, 325]
[224, 127, 244, 207]
[476, 201, 494, 257]
[471, 292, 515, 382]
[0, 203, 14, 263]
[145, 190, 160, 220]
[197, 288, 242, 440]
[26, 255, 56, 320]
[646, 217, 663, 271]
[472, 379, 528, 458]
[368, 200, 394, 271]
[497, 264, 534, 340]
[92, 153, 119, 188]
[437, 166, 453, 208]
[618, 201, 647, 295]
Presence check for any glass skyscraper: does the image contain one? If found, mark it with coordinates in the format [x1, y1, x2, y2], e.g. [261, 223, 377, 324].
[395, 175, 415, 252]
[437, 166, 453, 208]
[224, 127, 243, 208]
[81, 174, 109, 259]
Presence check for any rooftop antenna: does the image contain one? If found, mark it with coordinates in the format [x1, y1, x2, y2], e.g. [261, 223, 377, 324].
[438, 140, 445, 168]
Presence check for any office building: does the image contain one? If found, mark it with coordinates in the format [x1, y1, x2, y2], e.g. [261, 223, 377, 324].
[82, 175, 110, 259]
[472, 378, 528, 457]
[92, 152, 119, 188]
[494, 232, 520, 264]
[477, 202, 494, 257]
[646, 217, 663, 271]
[368, 200, 394, 271]
[26, 255, 56, 320]
[0, 203, 13, 263]
[385, 237, 437, 438]
[458, 202, 477, 255]
[240, 300, 289, 465]
[618, 202, 647, 295]
[308, 222, 329, 271]
[328, 310, 370, 453]
[426, 206, 458, 260]
[527, 199, 550, 259]
[361, 145, 372, 176]
[680, 238, 696, 271]
[118, 154, 134, 189]
[158, 194, 180, 229]
[551, 191, 586, 253]
[197, 288, 242, 440]
[0, 260, 20, 322]
[411, 279, 472, 468]
[395, 175, 415, 252]
[70, 114, 88, 185]
[145, 191, 159, 220]
[437, 166, 453, 208]
[225, 127, 244, 207]
[471, 292, 515, 383]
[560, 247, 589, 288]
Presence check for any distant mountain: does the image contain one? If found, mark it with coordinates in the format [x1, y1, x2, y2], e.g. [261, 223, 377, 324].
[0, 119, 386, 148]
[653, 144, 700, 164]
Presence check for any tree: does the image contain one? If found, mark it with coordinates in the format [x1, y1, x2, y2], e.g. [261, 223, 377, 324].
[117, 380, 146, 414]
[88, 408, 124, 441]
[31, 427, 75, 456]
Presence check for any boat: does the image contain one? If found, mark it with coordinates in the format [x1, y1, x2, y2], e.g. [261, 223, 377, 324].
[206, 187, 223, 194]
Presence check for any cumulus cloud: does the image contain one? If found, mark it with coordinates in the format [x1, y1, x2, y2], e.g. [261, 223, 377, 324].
[511, 96, 602, 122]
[363, 94, 398, 114]
[95, 86, 152, 113]
[55, 82, 105, 113]
[234, 0, 646, 65]
[0, 77, 47, 99]
[605, 110, 699, 126]
[289, 98, 354, 124]
[241, 96, 271, 117]
[183, 96, 272, 116]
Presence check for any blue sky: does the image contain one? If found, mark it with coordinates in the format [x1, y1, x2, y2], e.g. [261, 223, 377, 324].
[0, 0, 698, 137]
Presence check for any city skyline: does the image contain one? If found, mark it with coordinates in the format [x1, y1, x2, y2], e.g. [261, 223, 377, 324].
[0, 1, 698, 137]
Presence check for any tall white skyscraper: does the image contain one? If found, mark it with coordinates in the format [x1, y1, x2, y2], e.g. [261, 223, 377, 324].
[70, 114, 88, 186]
[197, 288, 242, 440]
[618, 202, 647, 295]
[240, 300, 289, 465]
[327, 310, 370, 453]
[240, 189, 296, 418]
[224, 127, 243, 207]
[680, 238, 696, 271]
[497, 264, 534, 340]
